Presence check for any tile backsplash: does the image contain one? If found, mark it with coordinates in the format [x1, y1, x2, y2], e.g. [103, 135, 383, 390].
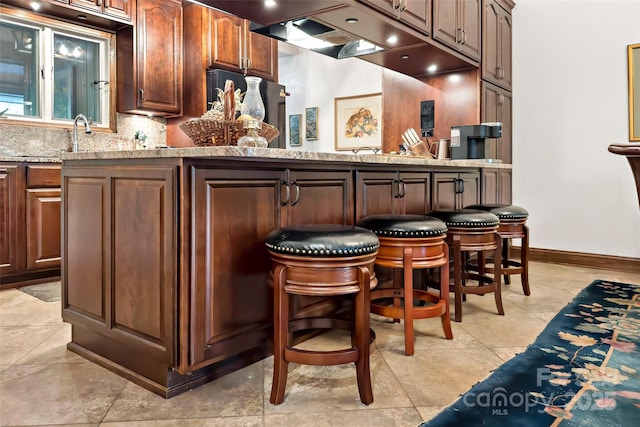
[0, 113, 167, 157]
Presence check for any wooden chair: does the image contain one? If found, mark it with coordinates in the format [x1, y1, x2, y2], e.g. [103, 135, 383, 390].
[428, 209, 504, 322]
[266, 224, 379, 405]
[357, 214, 452, 356]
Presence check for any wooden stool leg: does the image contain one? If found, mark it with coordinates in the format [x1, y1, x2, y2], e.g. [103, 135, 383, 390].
[392, 268, 402, 323]
[440, 242, 453, 339]
[493, 234, 504, 316]
[403, 247, 415, 356]
[502, 237, 511, 284]
[521, 224, 531, 296]
[355, 266, 373, 405]
[453, 235, 463, 322]
[270, 265, 289, 404]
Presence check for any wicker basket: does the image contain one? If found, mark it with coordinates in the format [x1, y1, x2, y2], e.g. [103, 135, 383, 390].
[179, 119, 279, 146]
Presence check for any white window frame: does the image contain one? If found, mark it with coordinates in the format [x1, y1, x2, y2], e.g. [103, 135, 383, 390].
[0, 8, 114, 130]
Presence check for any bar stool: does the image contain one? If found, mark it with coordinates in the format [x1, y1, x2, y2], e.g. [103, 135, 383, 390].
[428, 209, 503, 322]
[465, 204, 530, 296]
[265, 224, 379, 405]
[357, 214, 452, 356]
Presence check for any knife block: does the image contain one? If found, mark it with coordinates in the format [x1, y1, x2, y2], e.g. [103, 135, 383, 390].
[409, 141, 433, 158]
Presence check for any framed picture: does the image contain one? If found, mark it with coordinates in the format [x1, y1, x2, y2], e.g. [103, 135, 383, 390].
[334, 93, 382, 151]
[289, 114, 301, 147]
[305, 107, 318, 140]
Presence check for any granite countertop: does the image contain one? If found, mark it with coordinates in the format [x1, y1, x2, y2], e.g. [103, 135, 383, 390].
[0, 155, 62, 163]
[60, 146, 512, 169]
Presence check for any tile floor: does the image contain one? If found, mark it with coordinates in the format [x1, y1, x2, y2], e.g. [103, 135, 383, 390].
[1, 262, 639, 427]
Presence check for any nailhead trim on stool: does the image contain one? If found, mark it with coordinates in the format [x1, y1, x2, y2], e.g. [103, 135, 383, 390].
[428, 209, 504, 322]
[465, 204, 530, 295]
[266, 224, 379, 405]
[357, 214, 452, 356]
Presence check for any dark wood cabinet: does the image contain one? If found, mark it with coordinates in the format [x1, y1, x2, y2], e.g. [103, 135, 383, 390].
[432, 0, 481, 61]
[355, 170, 430, 221]
[190, 165, 352, 367]
[431, 171, 480, 210]
[361, 0, 431, 34]
[481, 81, 512, 163]
[0, 164, 21, 278]
[117, 0, 182, 116]
[210, 9, 278, 81]
[482, 0, 513, 91]
[1, 163, 61, 287]
[481, 167, 512, 205]
[69, 0, 133, 22]
[62, 161, 178, 384]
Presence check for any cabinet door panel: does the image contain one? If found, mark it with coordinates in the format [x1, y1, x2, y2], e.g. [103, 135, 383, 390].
[431, 172, 458, 210]
[482, 0, 500, 85]
[287, 170, 353, 226]
[355, 171, 397, 221]
[26, 188, 61, 271]
[481, 168, 499, 205]
[459, 0, 481, 60]
[104, 0, 132, 21]
[210, 11, 244, 72]
[247, 32, 277, 81]
[399, 172, 431, 214]
[500, 169, 512, 204]
[191, 168, 282, 368]
[499, 11, 512, 89]
[137, 0, 182, 113]
[459, 172, 480, 207]
[0, 165, 21, 276]
[433, 0, 458, 48]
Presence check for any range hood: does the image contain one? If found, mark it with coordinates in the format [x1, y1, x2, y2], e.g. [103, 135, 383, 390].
[250, 18, 384, 59]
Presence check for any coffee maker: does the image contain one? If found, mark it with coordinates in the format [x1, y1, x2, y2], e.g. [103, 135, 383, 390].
[450, 123, 502, 160]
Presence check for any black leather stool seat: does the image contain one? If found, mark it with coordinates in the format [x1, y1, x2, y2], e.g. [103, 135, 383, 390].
[465, 204, 529, 220]
[356, 214, 447, 238]
[428, 209, 500, 228]
[266, 224, 380, 257]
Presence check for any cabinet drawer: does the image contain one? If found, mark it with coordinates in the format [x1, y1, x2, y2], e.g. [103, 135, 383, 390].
[26, 165, 61, 188]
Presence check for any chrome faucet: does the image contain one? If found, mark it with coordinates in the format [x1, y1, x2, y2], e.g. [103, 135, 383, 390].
[72, 114, 92, 152]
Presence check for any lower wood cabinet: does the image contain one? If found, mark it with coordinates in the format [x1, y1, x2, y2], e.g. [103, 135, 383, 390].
[189, 165, 353, 368]
[355, 170, 431, 221]
[481, 167, 512, 204]
[60, 156, 506, 398]
[0, 163, 61, 287]
[431, 171, 480, 210]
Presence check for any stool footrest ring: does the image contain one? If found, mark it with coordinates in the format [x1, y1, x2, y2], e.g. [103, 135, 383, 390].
[370, 288, 447, 320]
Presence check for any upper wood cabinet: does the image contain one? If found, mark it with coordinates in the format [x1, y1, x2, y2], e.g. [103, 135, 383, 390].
[432, 0, 481, 61]
[481, 81, 512, 163]
[209, 10, 278, 81]
[69, 0, 133, 22]
[117, 0, 182, 117]
[482, 0, 513, 91]
[361, 0, 431, 34]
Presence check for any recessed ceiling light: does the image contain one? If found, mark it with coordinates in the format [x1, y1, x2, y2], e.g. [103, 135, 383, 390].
[264, 0, 277, 8]
[30, 2, 40, 11]
[77, 14, 88, 20]
[427, 64, 437, 73]
[345, 18, 358, 24]
[387, 35, 398, 44]
[401, 55, 409, 60]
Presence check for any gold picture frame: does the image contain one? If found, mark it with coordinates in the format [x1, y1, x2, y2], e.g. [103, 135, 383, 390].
[629, 43, 640, 141]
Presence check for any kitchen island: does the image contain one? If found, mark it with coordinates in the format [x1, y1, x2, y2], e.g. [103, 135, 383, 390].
[61, 147, 511, 397]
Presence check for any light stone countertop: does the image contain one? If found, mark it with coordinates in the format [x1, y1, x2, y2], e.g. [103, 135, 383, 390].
[60, 146, 512, 169]
[0, 155, 62, 163]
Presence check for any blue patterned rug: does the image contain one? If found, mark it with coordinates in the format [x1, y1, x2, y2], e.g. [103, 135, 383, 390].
[420, 280, 640, 427]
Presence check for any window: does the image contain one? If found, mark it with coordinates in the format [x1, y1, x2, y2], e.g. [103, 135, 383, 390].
[0, 11, 113, 128]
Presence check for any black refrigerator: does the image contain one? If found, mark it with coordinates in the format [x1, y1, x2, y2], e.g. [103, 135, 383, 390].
[206, 69, 286, 149]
